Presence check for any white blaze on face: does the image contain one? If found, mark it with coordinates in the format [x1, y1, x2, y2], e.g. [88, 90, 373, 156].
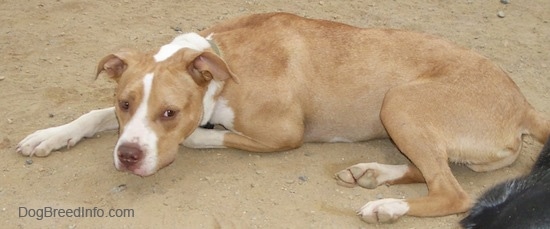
[114, 73, 159, 175]
[154, 33, 212, 62]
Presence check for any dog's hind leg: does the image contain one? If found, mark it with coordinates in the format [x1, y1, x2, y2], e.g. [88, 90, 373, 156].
[352, 134, 471, 223]
[365, 118, 470, 222]
[354, 81, 482, 223]
[465, 137, 523, 172]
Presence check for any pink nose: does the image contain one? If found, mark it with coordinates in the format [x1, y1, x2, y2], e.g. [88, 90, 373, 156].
[117, 143, 143, 167]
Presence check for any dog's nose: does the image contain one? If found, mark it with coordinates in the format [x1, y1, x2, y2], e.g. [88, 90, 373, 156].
[117, 143, 143, 167]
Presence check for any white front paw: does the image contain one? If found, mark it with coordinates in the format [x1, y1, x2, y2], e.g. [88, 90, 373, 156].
[17, 124, 85, 157]
[357, 198, 409, 223]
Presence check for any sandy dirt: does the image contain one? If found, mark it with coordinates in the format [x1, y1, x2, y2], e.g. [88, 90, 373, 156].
[1, 0, 549, 228]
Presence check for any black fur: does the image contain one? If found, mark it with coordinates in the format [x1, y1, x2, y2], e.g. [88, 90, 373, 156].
[460, 138, 550, 229]
[200, 122, 215, 129]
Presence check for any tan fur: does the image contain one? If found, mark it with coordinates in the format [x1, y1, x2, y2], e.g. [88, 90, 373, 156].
[196, 13, 549, 219]
[102, 13, 549, 220]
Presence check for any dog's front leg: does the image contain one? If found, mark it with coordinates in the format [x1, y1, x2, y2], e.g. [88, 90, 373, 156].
[182, 128, 228, 149]
[183, 127, 300, 152]
[17, 107, 118, 156]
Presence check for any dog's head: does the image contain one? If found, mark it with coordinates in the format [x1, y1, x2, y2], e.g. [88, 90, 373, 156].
[96, 33, 237, 176]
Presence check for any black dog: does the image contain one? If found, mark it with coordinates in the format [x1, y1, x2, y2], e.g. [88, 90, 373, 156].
[460, 137, 550, 228]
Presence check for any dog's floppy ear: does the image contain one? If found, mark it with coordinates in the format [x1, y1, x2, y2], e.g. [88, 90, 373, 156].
[96, 51, 135, 82]
[187, 51, 240, 86]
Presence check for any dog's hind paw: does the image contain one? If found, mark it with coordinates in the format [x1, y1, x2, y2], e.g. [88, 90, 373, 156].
[335, 162, 410, 189]
[357, 198, 409, 223]
[335, 165, 378, 189]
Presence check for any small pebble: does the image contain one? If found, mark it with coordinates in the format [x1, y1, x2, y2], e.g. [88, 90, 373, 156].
[7, 118, 13, 124]
[298, 175, 308, 182]
[170, 26, 182, 32]
[48, 113, 54, 118]
[0, 76, 5, 81]
[25, 159, 33, 165]
[111, 184, 127, 193]
[500, 0, 510, 4]
[497, 11, 506, 18]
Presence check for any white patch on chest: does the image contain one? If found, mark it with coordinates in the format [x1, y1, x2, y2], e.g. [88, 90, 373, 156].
[154, 33, 211, 62]
[210, 97, 235, 130]
[200, 80, 223, 126]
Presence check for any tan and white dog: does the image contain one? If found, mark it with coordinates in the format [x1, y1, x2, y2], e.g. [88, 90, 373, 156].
[17, 13, 550, 223]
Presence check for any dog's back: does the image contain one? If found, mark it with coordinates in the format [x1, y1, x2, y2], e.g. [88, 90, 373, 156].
[460, 138, 550, 228]
[15, 12, 550, 222]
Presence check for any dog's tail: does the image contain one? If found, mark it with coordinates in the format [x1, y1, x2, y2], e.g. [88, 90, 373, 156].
[524, 107, 550, 144]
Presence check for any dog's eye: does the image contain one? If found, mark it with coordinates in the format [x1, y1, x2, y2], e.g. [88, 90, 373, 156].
[162, 109, 177, 119]
[119, 101, 130, 111]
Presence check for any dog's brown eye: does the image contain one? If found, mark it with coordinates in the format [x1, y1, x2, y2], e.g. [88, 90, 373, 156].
[162, 109, 177, 119]
[119, 101, 130, 111]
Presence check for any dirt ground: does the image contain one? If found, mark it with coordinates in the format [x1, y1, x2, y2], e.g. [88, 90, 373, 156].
[1, 0, 549, 228]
